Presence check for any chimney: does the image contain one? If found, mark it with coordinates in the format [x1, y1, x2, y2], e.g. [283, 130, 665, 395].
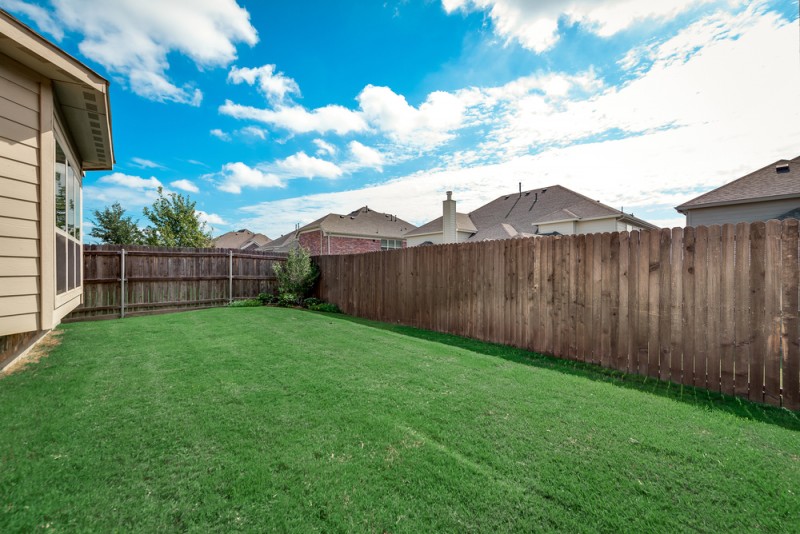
[443, 191, 457, 244]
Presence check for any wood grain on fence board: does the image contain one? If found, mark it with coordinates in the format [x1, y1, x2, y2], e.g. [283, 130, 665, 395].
[749, 222, 767, 403]
[781, 219, 799, 410]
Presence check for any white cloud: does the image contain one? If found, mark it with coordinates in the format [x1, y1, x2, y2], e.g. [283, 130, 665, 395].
[313, 139, 337, 156]
[228, 64, 300, 104]
[7, 0, 258, 104]
[357, 85, 466, 149]
[1, 0, 64, 40]
[346, 141, 384, 171]
[131, 157, 164, 169]
[170, 179, 199, 193]
[216, 162, 284, 193]
[98, 173, 162, 189]
[238, 126, 268, 140]
[196, 210, 227, 226]
[275, 152, 343, 179]
[442, 0, 717, 52]
[219, 100, 369, 135]
[210, 128, 231, 141]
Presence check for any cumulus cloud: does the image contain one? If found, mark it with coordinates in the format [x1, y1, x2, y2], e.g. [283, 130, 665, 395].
[170, 179, 199, 193]
[276, 152, 343, 179]
[228, 64, 300, 104]
[217, 162, 284, 194]
[196, 210, 227, 226]
[346, 141, 385, 171]
[238, 126, 268, 140]
[442, 0, 717, 52]
[210, 128, 232, 141]
[313, 139, 337, 156]
[98, 173, 162, 189]
[84, 172, 165, 211]
[219, 100, 369, 135]
[1, 0, 64, 40]
[6, 0, 258, 104]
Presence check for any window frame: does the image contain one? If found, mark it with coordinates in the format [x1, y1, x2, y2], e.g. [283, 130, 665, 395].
[53, 117, 83, 309]
[380, 239, 402, 251]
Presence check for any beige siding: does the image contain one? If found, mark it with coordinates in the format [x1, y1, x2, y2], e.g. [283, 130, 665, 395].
[538, 221, 577, 235]
[686, 198, 800, 226]
[575, 218, 619, 234]
[0, 55, 41, 334]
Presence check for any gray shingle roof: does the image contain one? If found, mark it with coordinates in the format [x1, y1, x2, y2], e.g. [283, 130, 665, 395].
[213, 229, 271, 249]
[676, 156, 800, 211]
[257, 231, 297, 253]
[404, 212, 477, 237]
[297, 207, 416, 239]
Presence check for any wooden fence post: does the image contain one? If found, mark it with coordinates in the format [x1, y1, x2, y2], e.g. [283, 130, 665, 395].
[229, 250, 233, 304]
[120, 249, 126, 319]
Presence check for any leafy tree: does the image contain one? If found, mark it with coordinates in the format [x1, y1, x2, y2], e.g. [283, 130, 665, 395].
[142, 187, 211, 247]
[89, 202, 144, 245]
[273, 247, 319, 304]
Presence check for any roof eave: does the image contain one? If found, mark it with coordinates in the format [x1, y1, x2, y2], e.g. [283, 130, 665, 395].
[676, 192, 800, 212]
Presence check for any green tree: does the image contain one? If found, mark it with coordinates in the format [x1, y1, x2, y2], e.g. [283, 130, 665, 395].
[273, 247, 319, 304]
[142, 187, 212, 247]
[89, 202, 144, 245]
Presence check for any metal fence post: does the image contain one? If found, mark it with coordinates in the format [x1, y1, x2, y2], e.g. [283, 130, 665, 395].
[120, 249, 126, 318]
[229, 250, 233, 304]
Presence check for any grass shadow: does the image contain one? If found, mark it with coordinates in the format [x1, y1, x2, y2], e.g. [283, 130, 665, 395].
[317, 311, 800, 432]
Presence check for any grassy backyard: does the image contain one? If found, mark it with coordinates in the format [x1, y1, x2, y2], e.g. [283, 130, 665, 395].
[0, 307, 798, 532]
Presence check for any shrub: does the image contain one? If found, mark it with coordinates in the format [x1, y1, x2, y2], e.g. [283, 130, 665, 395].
[277, 293, 298, 307]
[258, 292, 277, 305]
[273, 248, 319, 305]
[228, 299, 262, 308]
[302, 297, 322, 308]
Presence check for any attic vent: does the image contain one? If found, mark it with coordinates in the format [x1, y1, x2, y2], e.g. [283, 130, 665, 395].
[88, 112, 99, 120]
[83, 91, 96, 102]
[85, 103, 98, 112]
[504, 196, 509, 200]
[90, 121, 101, 128]
[776, 163, 790, 173]
[524, 192, 530, 196]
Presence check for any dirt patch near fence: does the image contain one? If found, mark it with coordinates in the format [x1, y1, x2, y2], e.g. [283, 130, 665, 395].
[1, 330, 63, 377]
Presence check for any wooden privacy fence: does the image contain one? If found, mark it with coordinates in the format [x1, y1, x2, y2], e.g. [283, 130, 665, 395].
[66, 245, 285, 321]
[316, 220, 800, 410]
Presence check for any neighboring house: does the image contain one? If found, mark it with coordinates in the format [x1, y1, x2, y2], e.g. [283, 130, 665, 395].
[257, 231, 298, 254]
[213, 229, 271, 250]
[297, 206, 416, 255]
[675, 156, 800, 226]
[405, 186, 657, 246]
[0, 10, 114, 367]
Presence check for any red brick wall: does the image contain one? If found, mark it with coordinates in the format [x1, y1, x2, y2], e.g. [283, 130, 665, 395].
[299, 230, 401, 255]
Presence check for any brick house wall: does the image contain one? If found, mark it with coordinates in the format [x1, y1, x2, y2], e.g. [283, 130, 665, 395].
[298, 230, 406, 255]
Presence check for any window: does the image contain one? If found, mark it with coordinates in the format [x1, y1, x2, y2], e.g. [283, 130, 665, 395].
[381, 239, 402, 250]
[55, 139, 82, 295]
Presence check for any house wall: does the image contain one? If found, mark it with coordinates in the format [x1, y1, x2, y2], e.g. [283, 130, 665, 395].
[575, 218, 620, 234]
[0, 58, 42, 340]
[537, 221, 577, 235]
[406, 231, 472, 247]
[300, 230, 406, 255]
[685, 198, 800, 227]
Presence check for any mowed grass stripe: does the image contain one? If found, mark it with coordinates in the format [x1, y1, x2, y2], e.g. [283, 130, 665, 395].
[0, 307, 798, 532]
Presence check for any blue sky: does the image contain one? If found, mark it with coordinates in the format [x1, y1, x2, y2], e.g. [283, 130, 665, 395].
[4, 0, 799, 239]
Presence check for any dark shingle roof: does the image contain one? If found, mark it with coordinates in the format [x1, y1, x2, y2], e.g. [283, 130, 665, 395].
[257, 231, 297, 253]
[404, 212, 477, 237]
[676, 156, 800, 211]
[297, 207, 416, 239]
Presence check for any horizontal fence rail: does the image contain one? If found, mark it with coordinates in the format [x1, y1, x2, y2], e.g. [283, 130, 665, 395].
[315, 220, 800, 411]
[67, 245, 285, 321]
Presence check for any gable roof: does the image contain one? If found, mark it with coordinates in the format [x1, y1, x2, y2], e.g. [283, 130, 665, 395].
[404, 212, 477, 237]
[676, 156, 800, 212]
[257, 231, 298, 253]
[0, 9, 114, 170]
[213, 229, 271, 249]
[406, 185, 657, 240]
[297, 207, 416, 239]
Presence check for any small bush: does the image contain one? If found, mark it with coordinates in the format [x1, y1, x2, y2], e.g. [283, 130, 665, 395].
[228, 299, 262, 308]
[258, 292, 277, 305]
[302, 297, 323, 308]
[277, 293, 298, 307]
[273, 247, 319, 305]
[307, 302, 341, 313]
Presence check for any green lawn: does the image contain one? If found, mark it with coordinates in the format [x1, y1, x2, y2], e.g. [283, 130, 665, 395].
[1, 308, 798, 532]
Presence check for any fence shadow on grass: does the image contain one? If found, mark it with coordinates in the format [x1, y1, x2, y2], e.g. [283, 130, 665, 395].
[321, 312, 800, 432]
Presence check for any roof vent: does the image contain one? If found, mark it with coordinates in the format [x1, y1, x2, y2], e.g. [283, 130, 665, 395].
[776, 163, 790, 173]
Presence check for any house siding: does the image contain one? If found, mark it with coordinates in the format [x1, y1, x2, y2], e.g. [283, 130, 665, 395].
[685, 198, 800, 227]
[0, 58, 41, 338]
[299, 230, 404, 255]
